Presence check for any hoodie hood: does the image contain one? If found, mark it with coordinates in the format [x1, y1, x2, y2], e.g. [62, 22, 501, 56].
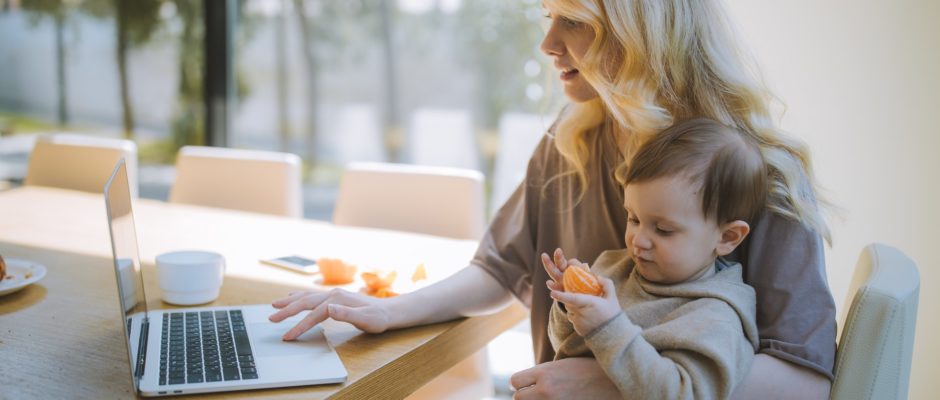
[634, 258, 760, 350]
[590, 249, 759, 350]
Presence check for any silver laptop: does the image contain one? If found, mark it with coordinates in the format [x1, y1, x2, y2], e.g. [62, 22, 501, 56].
[104, 159, 347, 396]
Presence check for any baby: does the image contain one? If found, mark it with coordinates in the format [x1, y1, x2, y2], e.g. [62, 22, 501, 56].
[543, 118, 767, 399]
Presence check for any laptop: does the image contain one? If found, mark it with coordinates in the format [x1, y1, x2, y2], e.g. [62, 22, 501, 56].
[103, 158, 347, 396]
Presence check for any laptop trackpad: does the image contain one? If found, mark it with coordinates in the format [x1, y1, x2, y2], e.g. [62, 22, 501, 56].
[250, 323, 332, 358]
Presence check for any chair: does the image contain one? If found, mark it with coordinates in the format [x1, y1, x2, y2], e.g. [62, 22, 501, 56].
[831, 243, 920, 400]
[333, 162, 492, 399]
[333, 162, 485, 240]
[169, 146, 303, 218]
[25, 133, 138, 197]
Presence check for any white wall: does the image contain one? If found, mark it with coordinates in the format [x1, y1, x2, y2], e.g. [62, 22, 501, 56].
[725, 1, 940, 398]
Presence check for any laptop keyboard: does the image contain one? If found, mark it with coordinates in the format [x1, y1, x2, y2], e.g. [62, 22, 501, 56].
[159, 310, 257, 385]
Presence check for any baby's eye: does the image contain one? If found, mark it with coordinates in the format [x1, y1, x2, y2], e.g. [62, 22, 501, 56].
[627, 217, 640, 225]
[655, 227, 674, 236]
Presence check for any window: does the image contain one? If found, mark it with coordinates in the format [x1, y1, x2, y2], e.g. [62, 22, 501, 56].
[0, 0, 561, 219]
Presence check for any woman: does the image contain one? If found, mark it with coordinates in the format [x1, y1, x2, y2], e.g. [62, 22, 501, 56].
[270, 0, 837, 398]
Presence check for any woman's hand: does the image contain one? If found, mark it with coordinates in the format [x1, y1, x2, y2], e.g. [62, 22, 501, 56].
[549, 275, 620, 336]
[510, 357, 620, 399]
[268, 288, 391, 340]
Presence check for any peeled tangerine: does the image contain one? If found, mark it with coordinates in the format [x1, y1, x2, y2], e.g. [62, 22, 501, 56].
[562, 264, 603, 296]
[370, 287, 398, 298]
[361, 271, 399, 298]
[318, 258, 358, 285]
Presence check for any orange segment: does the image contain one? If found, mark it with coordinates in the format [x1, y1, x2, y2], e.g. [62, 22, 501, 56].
[361, 270, 399, 298]
[361, 270, 397, 291]
[317, 258, 357, 285]
[371, 287, 399, 298]
[562, 264, 602, 296]
[411, 263, 427, 283]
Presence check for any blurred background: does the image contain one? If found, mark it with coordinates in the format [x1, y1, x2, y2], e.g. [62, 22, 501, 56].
[1, 0, 937, 398]
[0, 0, 561, 220]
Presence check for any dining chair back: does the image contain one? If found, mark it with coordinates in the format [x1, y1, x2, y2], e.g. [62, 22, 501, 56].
[831, 243, 920, 400]
[333, 161, 492, 400]
[169, 146, 303, 218]
[333, 162, 485, 240]
[25, 133, 138, 197]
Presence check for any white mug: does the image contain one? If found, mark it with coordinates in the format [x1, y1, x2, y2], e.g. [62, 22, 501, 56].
[155, 250, 226, 305]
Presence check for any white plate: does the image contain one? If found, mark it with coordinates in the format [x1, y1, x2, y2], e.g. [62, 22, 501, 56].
[0, 258, 47, 296]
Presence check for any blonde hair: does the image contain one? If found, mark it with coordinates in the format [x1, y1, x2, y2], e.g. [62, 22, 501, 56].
[544, 0, 831, 242]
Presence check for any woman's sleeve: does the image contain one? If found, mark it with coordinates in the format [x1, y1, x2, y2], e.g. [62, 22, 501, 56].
[738, 210, 838, 379]
[469, 136, 553, 306]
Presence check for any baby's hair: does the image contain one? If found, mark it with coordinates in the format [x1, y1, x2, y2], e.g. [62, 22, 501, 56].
[617, 118, 768, 224]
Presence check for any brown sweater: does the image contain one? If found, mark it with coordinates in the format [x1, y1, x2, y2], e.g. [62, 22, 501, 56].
[549, 250, 758, 399]
[471, 126, 837, 378]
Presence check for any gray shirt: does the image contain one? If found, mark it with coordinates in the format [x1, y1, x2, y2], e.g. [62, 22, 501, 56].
[471, 126, 837, 379]
[550, 250, 759, 399]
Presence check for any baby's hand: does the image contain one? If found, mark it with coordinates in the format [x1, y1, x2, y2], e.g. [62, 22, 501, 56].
[541, 248, 589, 292]
[548, 275, 620, 336]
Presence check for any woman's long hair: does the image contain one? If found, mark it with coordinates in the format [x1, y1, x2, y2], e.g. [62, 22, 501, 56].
[545, 0, 831, 242]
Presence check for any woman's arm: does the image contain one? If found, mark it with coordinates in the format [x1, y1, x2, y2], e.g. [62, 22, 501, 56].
[387, 264, 516, 325]
[511, 354, 830, 400]
[269, 264, 514, 339]
[510, 357, 618, 400]
[270, 136, 552, 339]
[732, 354, 830, 399]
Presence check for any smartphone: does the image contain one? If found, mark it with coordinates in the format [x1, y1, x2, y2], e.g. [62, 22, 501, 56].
[260, 255, 318, 274]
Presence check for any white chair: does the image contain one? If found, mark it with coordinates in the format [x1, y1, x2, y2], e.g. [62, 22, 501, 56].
[831, 243, 920, 400]
[169, 146, 303, 218]
[333, 161, 492, 399]
[25, 133, 138, 197]
[334, 162, 486, 240]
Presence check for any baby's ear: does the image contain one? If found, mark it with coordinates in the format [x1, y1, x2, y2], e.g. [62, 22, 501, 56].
[716, 220, 750, 256]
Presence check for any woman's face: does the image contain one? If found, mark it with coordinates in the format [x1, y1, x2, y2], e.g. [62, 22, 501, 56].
[540, 7, 600, 103]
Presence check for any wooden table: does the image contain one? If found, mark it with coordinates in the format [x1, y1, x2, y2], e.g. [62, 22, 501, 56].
[0, 186, 527, 399]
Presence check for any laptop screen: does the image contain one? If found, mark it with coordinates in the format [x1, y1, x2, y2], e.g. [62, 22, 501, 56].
[104, 158, 150, 390]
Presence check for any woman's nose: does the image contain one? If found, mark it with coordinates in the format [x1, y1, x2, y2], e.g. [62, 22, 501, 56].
[540, 24, 563, 56]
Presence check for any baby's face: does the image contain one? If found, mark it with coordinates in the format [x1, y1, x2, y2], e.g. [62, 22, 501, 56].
[623, 175, 723, 284]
